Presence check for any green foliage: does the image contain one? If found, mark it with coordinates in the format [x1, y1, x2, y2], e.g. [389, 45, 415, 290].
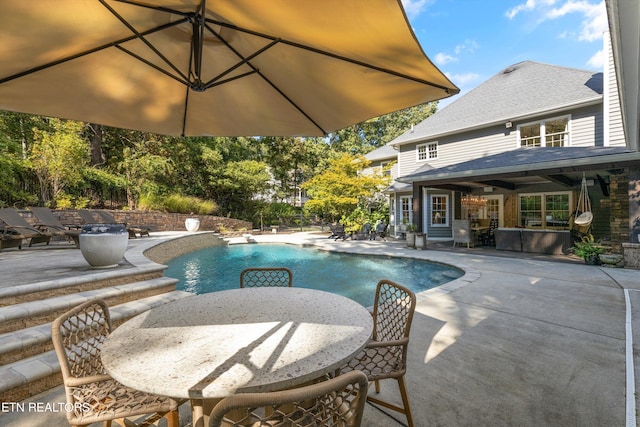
[570, 234, 606, 260]
[302, 153, 390, 221]
[259, 202, 302, 227]
[29, 118, 89, 207]
[138, 193, 218, 215]
[54, 192, 90, 209]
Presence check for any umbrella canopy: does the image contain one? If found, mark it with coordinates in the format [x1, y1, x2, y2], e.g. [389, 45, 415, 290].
[0, 0, 458, 137]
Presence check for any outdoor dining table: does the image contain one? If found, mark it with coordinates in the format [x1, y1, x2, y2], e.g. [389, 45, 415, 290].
[101, 287, 373, 427]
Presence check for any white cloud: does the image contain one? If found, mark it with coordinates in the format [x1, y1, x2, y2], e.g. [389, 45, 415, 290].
[446, 72, 481, 87]
[506, 0, 557, 19]
[434, 52, 457, 65]
[454, 39, 479, 55]
[506, 1, 606, 42]
[587, 48, 604, 69]
[401, 0, 435, 19]
[546, 1, 607, 41]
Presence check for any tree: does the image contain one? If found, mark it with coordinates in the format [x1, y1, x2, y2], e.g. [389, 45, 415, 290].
[29, 119, 89, 207]
[328, 103, 437, 154]
[302, 153, 390, 222]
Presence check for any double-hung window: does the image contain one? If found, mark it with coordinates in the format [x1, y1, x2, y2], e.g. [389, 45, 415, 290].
[431, 195, 449, 227]
[417, 142, 438, 161]
[400, 196, 412, 225]
[518, 116, 570, 147]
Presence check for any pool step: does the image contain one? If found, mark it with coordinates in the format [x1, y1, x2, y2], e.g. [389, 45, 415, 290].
[0, 290, 194, 403]
[0, 276, 180, 335]
[0, 265, 166, 307]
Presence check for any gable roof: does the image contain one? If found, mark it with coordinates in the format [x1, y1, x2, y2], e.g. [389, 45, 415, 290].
[364, 144, 397, 161]
[391, 61, 603, 145]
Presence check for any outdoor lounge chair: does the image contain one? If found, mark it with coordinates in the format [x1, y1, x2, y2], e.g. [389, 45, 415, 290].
[208, 370, 368, 427]
[333, 223, 349, 241]
[373, 222, 388, 240]
[0, 208, 52, 249]
[240, 267, 293, 288]
[52, 299, 180, 427]
[0, 226, 25, 252]
[341, 279, 417, 427]
[97, 210, 151, 238]
[29, 207, 80, 247]
[77, 209, 149, 239]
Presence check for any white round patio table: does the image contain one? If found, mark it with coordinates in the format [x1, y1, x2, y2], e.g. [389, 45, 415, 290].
[101, 287, 373, 427]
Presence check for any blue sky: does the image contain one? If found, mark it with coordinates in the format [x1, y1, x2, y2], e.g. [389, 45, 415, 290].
[403, 0, 608, 106]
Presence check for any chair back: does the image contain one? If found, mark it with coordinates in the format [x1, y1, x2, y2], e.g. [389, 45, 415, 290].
[372, 280, 416, 357]
[208, 370, 369, 427]
[51, 299, 112, 381]
[240, 267, 293, 288]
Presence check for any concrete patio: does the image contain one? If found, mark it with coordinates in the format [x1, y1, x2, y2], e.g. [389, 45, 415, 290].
[1, 231, 638, 426]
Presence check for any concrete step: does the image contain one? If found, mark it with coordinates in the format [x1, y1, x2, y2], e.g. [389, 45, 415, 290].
[0, 264, 167, 307]
[0, 290, 194, 402]
[0, 276, 179, 335]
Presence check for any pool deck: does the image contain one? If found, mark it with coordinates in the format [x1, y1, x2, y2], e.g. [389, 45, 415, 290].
[2, 231, 640, 426]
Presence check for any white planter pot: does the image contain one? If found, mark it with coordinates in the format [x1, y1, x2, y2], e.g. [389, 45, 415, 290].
[80, 224, 128, 268]
[185, 218, 201, 232]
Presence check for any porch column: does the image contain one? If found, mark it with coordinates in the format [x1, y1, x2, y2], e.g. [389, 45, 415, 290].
[412, 182, 424, 232]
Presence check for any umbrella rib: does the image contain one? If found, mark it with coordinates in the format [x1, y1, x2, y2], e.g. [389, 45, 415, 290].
[203, 39, 280, 88]
[99, 0, 191, 84]
[201, 21, 327, 135]
[0, 20, 182, 86]
[114, 45, 189, 87]
[206, 18, 457, 95]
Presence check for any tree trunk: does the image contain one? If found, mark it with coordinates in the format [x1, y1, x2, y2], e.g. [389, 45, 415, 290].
[88, 123, 106, 166]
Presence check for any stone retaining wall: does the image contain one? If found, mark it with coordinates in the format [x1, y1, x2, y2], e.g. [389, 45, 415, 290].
[50, 210, 252, 233]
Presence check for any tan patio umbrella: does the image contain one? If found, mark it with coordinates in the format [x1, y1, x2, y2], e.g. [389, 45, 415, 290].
[0, 0, 458, 137]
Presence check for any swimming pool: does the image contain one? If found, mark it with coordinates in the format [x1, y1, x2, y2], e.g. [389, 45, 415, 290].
[165, 244, 464, 307]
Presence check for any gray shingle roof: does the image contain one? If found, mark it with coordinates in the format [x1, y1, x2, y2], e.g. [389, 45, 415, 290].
[391, 61, 603, 145]
[364, 144, 397, 161]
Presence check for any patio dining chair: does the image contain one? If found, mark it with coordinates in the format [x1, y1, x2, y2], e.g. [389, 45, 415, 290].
[240, 267, 293, 288]
[208, 370, 369, 427]
[51, 299, 180, 427]
[340, 279, 417, 427]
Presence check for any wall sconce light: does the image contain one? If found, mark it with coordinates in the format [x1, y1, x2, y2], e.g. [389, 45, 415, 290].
[505, 121, 512, 129]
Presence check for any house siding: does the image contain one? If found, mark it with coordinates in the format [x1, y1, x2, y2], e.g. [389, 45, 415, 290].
[398, 105, 604, 174]
[604, 31, 626, 147]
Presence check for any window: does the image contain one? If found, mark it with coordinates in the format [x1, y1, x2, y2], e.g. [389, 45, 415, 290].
[400, 196, 412, 225]
[430, 194, 448, 227]
[519, 192, 571, 228]
[518, 116, 569, 147]
[417, 142, 438, 161]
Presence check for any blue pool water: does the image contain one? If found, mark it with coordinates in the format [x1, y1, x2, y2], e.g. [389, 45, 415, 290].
[165, 244, 463, 307]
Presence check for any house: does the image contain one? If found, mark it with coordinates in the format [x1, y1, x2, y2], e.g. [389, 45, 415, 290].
[383, 36, 640, 253]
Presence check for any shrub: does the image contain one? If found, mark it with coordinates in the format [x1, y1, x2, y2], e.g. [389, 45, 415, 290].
[139, 193, 218, 215]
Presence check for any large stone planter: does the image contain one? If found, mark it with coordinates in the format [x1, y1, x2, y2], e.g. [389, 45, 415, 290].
[185, 217, 201, 232]
[623, 243, 640, 270]
[80, 224, 128, 268]
[414, 232, 427, 250]
[406, 232, 416, 248]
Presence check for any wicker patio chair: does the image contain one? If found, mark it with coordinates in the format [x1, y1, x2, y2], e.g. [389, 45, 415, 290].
[340, 279, 417, 427]
[240, 267, 293, 288]
[51, 299, 180, 427]
[208, 370, 369, 427]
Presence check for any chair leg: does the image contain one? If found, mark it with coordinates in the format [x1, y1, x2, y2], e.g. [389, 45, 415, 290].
[166, 410, 180, 427]
[397, 375, 414, 427]
[366, 376, 414, 427]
